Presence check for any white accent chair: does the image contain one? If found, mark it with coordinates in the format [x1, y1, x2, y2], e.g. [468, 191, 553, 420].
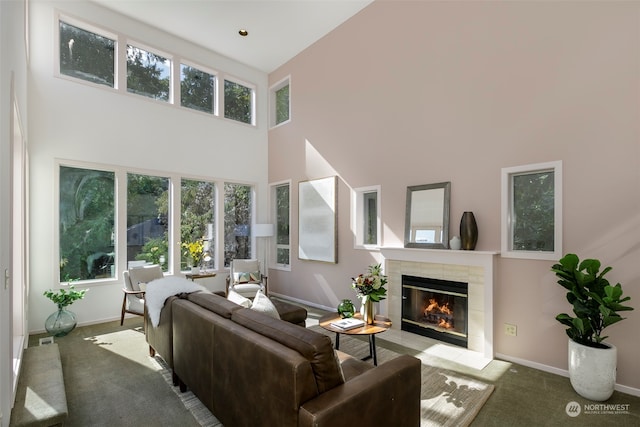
[121, 264, 164, 325]
[226, 259, 267, 298]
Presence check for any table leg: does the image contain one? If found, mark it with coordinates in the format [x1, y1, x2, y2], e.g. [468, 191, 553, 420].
[360, 335, 378, 366]
[335, 332, 340, 350]
[370, 334, 377, 366]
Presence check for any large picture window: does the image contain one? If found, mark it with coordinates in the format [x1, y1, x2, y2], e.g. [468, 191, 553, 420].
[59, 166, 115, 281]
[57, 162, 253, 283]
[501, 161, 562, 260]
[224, 183, 253, 267]
[181, 179, 216, 270]
[127, 173, 169, 269]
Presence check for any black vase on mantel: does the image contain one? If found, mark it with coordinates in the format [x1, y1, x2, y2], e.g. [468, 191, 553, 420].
[460, 211, 478, 250]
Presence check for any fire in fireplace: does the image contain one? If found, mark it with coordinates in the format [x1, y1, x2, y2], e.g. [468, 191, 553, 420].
[401, 275, 468, 348]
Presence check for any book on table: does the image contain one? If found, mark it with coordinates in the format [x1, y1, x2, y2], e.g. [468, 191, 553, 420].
[330, 317, 365, 330]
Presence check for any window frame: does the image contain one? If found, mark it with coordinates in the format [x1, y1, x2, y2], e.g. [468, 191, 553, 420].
[54, 159, 256, 286]
[178, 59, 218, 115]
[269, 75, 291, 129]
[501, 160, 562, 260]
[55, 159, 118, 285]
[222, 75, 256, 126]
[55, 13, 118, 90]
[270, 179, 292, 271]
[54, 14, 259, 126]
[352, 185, 382, 250]
[125, 39, 173, 102]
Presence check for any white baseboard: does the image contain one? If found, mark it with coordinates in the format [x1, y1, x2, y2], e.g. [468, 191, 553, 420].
[268, 292, 336, 313]
[495, 352, 640, 397]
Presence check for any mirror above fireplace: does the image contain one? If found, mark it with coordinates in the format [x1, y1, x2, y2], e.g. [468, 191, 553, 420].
[404, 181, 451, 249]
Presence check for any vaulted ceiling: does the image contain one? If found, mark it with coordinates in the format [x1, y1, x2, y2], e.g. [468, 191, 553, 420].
[92, 0, 373, 73]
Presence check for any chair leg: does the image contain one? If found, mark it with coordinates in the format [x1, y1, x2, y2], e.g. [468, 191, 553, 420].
[120, 294, 127, 326]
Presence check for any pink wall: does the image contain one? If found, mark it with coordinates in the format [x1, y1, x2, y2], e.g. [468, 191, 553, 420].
[268, 1, 640, 390]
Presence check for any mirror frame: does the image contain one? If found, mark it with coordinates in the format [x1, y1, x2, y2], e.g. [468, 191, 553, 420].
[404, 181, 451, 249]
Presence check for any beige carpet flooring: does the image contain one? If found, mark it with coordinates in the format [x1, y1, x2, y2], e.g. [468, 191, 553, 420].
[22, 318, 494, 426]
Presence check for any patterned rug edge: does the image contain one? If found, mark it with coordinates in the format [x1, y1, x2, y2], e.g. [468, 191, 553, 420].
[151, 356, 222, 427]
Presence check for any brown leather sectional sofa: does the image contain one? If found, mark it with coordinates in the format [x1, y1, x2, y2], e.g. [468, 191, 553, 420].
[147, 291, 421, 426]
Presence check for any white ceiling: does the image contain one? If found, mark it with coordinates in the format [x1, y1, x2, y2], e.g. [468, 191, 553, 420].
[91, 0, 373, 73]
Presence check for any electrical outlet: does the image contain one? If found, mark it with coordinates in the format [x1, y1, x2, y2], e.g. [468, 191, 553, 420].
[504, 323, 517, 336]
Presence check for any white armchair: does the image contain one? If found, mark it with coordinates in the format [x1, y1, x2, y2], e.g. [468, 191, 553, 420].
[226, 259, 267, 298]
[121, 264, 163, 325]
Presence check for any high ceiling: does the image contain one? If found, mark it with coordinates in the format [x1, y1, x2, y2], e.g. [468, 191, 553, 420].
[91, 0, 373, 73]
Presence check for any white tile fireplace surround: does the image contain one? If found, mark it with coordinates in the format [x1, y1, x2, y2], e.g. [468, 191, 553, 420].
[380, 247, 498, 360]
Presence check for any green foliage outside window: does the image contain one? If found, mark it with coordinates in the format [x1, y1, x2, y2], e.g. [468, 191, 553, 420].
[181, 180, 215, 270]
[180, 64, 215, 114]
[275, 184, 290, 265]
[512, 171, 555, 251]
[127, 45, 170, 101]
[59, 166, 115, 281]
[275, 84, 290, 125]
[59, 21, 115, 87]
[224, 80, 252, 124]
[127, 173, 169, 269]
[224, 183, 252, 267]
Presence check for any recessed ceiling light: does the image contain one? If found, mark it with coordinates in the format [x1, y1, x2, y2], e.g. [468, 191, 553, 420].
[239, 29, 248, 37]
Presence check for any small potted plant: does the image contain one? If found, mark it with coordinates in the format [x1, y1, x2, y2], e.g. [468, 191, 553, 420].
[551, 253, 633, 400]
[43, 284, 88, 337]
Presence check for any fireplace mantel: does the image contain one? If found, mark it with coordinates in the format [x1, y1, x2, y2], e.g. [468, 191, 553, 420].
[381, 247, 498, 359]
[380, 247, 498, 269]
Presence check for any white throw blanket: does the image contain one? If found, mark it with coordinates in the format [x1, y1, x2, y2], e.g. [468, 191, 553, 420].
[145, 276, 210, 327]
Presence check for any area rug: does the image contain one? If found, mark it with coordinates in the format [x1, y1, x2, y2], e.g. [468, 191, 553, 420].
[309, 325, 495, 427]
[153, 356, 222, 427]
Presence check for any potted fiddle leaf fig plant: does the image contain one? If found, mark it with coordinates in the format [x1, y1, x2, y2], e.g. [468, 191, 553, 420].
[551, 253, 633, 401]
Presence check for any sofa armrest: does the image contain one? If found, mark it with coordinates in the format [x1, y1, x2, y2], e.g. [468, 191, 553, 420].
[298, 354, 421, 427]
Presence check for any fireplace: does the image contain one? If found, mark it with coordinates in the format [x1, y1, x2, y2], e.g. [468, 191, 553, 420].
[401, 275, 468, 348]
[382, 247, 497, 359]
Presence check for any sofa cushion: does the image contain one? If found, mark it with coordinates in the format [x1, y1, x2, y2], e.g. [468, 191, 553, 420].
[233, 271, 261, 284]
[232, 308, 344, 394]
[187, 292, 241, 319]
[227, 289, 252, 308]
[271, 299, 308, 326]
[250, 290, 280, 319]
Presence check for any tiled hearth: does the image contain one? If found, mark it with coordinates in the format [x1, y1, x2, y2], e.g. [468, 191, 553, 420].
[381, 247, 498, 360]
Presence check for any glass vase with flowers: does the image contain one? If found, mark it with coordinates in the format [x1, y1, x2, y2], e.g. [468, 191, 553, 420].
[352, 264, 388, 324]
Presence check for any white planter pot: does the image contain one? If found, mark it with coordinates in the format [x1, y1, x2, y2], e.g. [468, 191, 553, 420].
[568, 339, 617, 401]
